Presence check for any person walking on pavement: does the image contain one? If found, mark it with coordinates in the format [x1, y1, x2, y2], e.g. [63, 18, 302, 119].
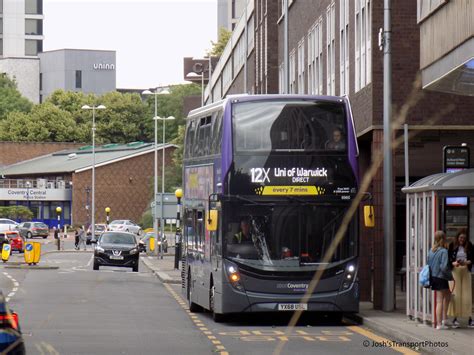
[77, 225, 87, 251]
[74, 228, 80, 250]
[428, 230, 453, 330]
[448, 230, 474, 328]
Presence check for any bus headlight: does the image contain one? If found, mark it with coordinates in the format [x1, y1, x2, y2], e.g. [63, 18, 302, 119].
[342, 264, 356, 290]
[224, 261, 244, 291]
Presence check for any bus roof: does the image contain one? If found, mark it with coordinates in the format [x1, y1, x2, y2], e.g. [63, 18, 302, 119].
[186, 94, 348, 120]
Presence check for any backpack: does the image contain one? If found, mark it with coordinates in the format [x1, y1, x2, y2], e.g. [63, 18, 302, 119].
[419, 264, 431, 288]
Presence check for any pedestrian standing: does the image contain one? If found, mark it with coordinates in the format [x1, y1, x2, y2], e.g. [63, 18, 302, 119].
[448, 230, 473, 328]
[74, 228, 80, 250]
[428, 230, 453, 330]
[77, 225, 87, 251]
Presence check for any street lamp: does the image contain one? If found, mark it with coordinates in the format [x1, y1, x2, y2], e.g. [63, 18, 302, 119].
[142, 88, 173, 259]
[81, 104, 106, 242]
[155, 115, 175, 259]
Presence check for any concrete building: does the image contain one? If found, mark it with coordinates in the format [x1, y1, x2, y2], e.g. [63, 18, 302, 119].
[204, 0, 474, 310]
[0, 0, 44, 103]
[39, 49, 116, 102]
[0, 142, 176, 227]
[217, 0, 246, 33]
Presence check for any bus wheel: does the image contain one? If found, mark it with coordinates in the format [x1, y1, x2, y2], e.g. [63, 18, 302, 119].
[187, 271, 201, 313]
[210, 284, 226, 323]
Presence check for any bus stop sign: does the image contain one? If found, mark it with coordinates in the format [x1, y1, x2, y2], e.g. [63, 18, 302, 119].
[443, 145, 470, 173]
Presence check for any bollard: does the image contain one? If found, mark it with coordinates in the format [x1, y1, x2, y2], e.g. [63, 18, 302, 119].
[56, 206, 62, 251]
[174, 188, 183, 270]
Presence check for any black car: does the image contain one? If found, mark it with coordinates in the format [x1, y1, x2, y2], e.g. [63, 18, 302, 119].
[0, 292, 25, 355]
[92, 232, 140, 272]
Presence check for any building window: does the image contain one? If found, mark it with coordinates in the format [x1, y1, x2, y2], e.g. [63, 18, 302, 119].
[297, 38, 305, 94]
[326, 3, 336, 96]
[307, 18, 323, 95]
[339, 0, 349, 96]
[25, 39, 42, 56]
[222, 61, 232, 94]
[39, 73, 42, 90]
[355, 0, 371, 92]
[75, 70, 82, 89]
[0, 18, 3, 34]
[25, 19, 43, 35]
[417, 0, 448, 22]
[289, 49, 296, 94]
[233, 34, 245, 75]
[247, 15, 254, 54]
[25, 0, 43, 15]
[0, 39, 3, 56]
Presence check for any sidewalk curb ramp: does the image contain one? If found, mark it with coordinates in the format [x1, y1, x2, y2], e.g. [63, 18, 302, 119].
[141, 258, 181, 284]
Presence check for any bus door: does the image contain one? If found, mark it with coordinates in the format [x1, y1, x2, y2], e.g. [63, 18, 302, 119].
[210, 208, 221, 272]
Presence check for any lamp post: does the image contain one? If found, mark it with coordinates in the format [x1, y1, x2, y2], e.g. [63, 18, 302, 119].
[156, 115, 175, 259]
[105, 207, 111, 226]
[174, 188, 183, 269]
[82, 104, 106, 243]
[56, 206, 62, 251]
[142, 88, 173, 259]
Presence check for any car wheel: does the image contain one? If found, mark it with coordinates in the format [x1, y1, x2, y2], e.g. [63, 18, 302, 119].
[93, 259, 99, 271]
[27, 232, 32, 239]
[43, 236, 47, 239]
[133, 265, 139, 272]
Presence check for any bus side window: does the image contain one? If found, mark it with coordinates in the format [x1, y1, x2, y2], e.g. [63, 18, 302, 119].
[211, 110, 222, 155]
[197, 210, 204, 251]
[197, 116, 211, 157]
[184, 209, 194, 248]
[185, 120, 196, 158]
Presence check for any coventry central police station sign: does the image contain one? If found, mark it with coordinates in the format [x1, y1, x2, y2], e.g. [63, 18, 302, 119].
[0, 188, 72, 201]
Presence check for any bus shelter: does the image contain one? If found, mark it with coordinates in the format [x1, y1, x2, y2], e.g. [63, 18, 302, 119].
[402, 169, 474, 324]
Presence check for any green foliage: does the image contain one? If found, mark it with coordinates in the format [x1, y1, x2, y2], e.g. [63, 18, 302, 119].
[139, 209, 153, 229]
[0, 74, 33, 120]
[209, 27, 232, 57]
[0, 206, 33, 220]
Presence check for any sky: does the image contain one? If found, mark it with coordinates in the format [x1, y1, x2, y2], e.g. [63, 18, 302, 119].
[43, 0, 218, 89]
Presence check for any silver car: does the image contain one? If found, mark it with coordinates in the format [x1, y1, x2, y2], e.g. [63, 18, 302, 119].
[0, 218, 19, 233]
[107, 220, 142, 235]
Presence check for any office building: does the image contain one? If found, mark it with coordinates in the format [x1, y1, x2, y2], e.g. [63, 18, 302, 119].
[217, 0, 246, 33]
[39, 49, 116, 102]
[0, 0, 44, 103]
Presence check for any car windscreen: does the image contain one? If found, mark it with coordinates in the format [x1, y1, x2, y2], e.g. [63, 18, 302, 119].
[100, 233, 136, 245]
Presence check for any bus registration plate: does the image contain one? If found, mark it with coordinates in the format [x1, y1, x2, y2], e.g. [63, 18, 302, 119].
[278, 303, 307, 311]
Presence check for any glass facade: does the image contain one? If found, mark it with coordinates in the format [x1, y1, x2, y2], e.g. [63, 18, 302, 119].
[25, 19, 43, 35]
[25, 39, 42, 56]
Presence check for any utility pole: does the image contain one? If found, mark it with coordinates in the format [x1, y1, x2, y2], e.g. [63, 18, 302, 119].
[382, 0, 394, 312]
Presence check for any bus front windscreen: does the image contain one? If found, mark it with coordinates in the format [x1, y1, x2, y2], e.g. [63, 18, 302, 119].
[224, 204, 356, 271]
[233, 100, 347, 152]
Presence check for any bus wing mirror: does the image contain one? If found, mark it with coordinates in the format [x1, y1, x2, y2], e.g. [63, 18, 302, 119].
[207, 210, 218, 231]
[364, 205, 375, 228]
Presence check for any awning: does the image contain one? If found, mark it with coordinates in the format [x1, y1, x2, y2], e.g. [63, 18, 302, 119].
[402, 168, 474, 196]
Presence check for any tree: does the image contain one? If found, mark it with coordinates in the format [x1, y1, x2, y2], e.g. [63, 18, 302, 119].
[209, 27, 232, 57]
[0, 103, 78, 142]
[0, 74, 33, 120]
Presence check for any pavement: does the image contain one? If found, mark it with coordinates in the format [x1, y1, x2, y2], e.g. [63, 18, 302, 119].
[141, 253, 474, 354]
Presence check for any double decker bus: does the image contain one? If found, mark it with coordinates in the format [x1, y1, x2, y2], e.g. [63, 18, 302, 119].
[182, 95, 360, 321]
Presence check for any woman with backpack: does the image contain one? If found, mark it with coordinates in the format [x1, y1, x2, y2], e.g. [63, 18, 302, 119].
[448, 230, 473, 328]
[428, 230, 453, 330]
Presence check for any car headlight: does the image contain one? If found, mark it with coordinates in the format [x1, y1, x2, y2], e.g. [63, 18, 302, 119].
[129, 248, 138, 255]
[96, 246, 105, 253]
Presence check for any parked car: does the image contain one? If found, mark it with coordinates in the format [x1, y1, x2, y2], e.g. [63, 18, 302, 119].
[0, 292, 25, 354]
[92, 231, 140, 272]
[0, 219, 19, 233]
[138, 231, 168, 253]
[86, 224, 107, 244]
[17, 222, 49, 239]
[107, 220, 142, 235]
[5, 231, 24, 253]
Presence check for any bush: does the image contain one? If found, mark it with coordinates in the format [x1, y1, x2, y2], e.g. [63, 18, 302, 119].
[0, 206, 33, 220]
[140, 209, 153, 229]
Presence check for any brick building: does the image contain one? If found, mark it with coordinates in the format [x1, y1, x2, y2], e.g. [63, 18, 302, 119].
[199, 0, 474, 309]
[0, 142, 176, 227]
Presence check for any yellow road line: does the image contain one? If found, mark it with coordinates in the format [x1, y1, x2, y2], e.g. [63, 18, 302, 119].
[347, 326, 419, 355]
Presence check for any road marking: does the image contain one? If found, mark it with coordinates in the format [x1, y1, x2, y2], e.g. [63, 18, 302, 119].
[347, 326, 419, 354]
[164, 283, 229, 354]
[1, 271, 19, 301]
